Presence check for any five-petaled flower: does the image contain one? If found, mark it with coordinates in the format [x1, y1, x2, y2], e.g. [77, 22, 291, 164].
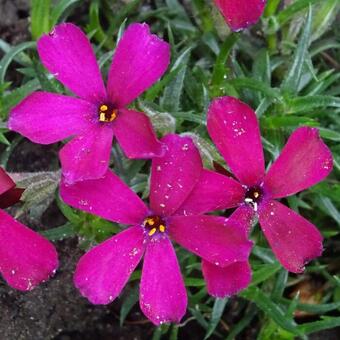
[179, 96, 333, 274]
[214, 0, 267, 31]
[0, 168, 58, 291]
[8, 22, 170, 184]
[60, 134, 253, 325]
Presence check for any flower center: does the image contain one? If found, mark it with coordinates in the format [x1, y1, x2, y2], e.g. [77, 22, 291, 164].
[244, 185, 263, 211]
[143, 215, 166, 236]
[98, 103, 118, 123]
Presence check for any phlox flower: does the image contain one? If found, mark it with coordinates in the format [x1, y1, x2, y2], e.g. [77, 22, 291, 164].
[0, 168, 58, 291]
[60, 134, 253, 325]
[179, 96, 333, 276]
[214, 0, 267, 31]
[9, 22, 170, 184]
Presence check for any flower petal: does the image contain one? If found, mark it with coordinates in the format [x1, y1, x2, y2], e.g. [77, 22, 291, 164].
[176, 169, 245, 215]
[140, 237, 187, 325]
[150, 134, 202, 216]
[37, 23, 106, 102]
[60, 126, 113, 184]
[264, 127, 333, 199]
[0, 210, 58, 291]
[228, 204, 256, 236]
[74, 226, 145, 304]
[107, 23, 170, 108]
[202, 260, 251, 298]
[8, 92, 94, 144]
[0, 168, 15, 196]
[207, 97, 265, 187]
[168, 215, 252, 267]
[258, 200, 323, 273]
[113, 109, 164, 159]
[60, 170, 148, 225]
[214, 0, 267, 31]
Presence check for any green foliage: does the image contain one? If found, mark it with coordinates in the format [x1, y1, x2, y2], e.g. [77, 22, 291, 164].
[1, 0, 339, 338]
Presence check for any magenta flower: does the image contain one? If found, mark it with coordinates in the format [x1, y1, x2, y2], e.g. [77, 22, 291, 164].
[8, 23, 170, 184]
[0, 168, 58, 291]
[178, 96, 333, 275]
[60, 134, 252, 325]
[214, 0, 267, 31]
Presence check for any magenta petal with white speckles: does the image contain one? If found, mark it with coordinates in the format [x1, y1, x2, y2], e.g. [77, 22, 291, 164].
[202, 260, 251, 297]
[207, 96, 265, 187]
[175, 169, 245, 215]
[0, 210, 58, 291]
[168, 215, 253, 267]
[107, 23, 170, 108]
[150, 134, 203, 216]
[214, 0, 267, 31]
[37, 23, 106, 103]
[264, 127, 333, 199]
[60, 126, 113, 184]
[8, 92, 94, 145]
[140, 237, 187, 325]
[112, 109, 165, 159]
[74, 226, 145, 305]
[60, 170, 148, 225]
[259, 200, 323, 273]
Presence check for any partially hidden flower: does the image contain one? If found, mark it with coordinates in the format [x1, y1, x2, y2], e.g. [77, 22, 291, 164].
[178, 96, 333, 274]
[60, 134, 253, 325]
[0, 168, 58, 291]
[214, 0, 267, 31]
[8, 22, 170, 184]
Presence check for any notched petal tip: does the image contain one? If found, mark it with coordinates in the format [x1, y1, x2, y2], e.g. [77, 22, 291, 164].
[214, 0, 267, 31]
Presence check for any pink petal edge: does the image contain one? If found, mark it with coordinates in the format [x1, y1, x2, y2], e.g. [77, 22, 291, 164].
[140, 237, 187, 325]
[74, 226, 145, 304]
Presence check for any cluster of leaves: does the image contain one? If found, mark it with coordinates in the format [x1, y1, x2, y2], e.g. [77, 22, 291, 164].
[0, 0, 339, 339]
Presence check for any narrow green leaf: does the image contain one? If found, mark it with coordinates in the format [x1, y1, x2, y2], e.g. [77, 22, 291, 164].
[281, 6, 312, 94]
[120, 285, 139, 326]
[31, 0, 51, 39]
[241, 287, 301, 335]
[0, 42, 35, 83]
[277, 0, 321, 26]
[204, 298, 228, 339]
[40, 223, 76, 241]
[297, 316, 340, 334]
[50, 0, 81, 27]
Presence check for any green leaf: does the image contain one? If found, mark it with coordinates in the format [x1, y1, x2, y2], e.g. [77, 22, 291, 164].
[204, 298, 228, 339]
[241, 287, 301, 335]
[50, 0, 81, 27]
[286, 95, 340, 113]
[277, 0, 321, 27]
[119, 285, 139, 326]
[0, 41, 36, 84]
[312, 0, 339, 41]
[229, 78, 282, 101]
[40, 223, 76, 241]
[297, 316, 340, 334]
[31, 0, 51, 39]
[1, 79, 40, 119]
[281, 5, 313, 95]
[211, 33, 239, 91]
[161, 47, 192, 112]
[250, 263, 282, 287]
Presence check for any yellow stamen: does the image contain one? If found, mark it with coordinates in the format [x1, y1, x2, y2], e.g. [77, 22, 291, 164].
[148, 228, 157, 236]
[254, 192, 259, 198]
[159, 225, 166, 233]
[100, 104, 108, 111]
[111, 111, 117, 120]
[146, 218, 155, 226]
[99, 112, 106, 122]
